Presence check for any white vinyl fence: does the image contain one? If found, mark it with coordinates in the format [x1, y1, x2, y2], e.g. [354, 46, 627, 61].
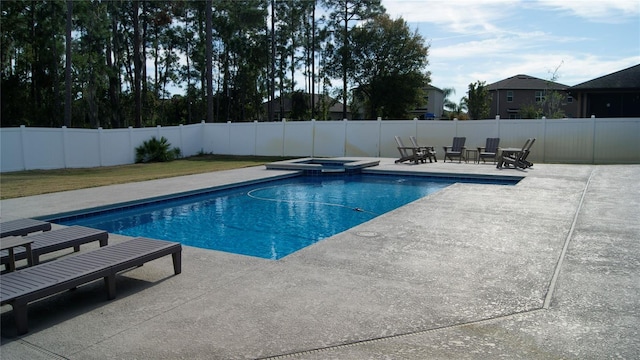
[1, 117, 639, 172]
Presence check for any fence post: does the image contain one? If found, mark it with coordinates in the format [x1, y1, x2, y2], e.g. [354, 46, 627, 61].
[200, 120, 206, 154]
[254, 120, 259, 156]
[281, 118, 286, 156]
[62, 126, 69, 169]
[128, 126, 134, 163]
[19, 125, 28, 171]
[98, 127, 104, 167]
[311, 118, 316, 157]
[343, 118, 348, 157]
[378, 117, 383, 157]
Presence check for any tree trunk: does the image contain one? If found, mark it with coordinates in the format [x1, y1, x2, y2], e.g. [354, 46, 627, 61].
[205, 0, 213, 123]
[133, 0, 142, 127]
[64, 0, 72, 127]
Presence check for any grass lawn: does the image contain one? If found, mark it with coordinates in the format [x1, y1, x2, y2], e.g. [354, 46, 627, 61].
[0, 155, 291, 200]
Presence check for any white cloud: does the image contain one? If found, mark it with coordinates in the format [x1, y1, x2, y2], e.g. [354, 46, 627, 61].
[383, 0, 518, 34]
[534, 0, 640, 23]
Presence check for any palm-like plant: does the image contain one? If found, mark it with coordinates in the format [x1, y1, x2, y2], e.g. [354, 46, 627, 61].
[442, 87, 468, 119]
[135, 136, 181, 163]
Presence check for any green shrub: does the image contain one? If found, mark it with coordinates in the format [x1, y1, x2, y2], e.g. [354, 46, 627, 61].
[135, 136, 182, 163]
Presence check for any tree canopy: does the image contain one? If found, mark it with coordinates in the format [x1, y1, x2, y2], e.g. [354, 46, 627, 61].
[1, 0, 432, 128]
[466, 80, 490, 120]
[350, 14, 430, 119]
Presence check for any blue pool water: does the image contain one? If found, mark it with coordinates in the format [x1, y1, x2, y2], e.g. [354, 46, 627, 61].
[54, 174, 514, 259]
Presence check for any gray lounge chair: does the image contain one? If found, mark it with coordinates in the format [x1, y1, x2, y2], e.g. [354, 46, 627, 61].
[478, 138, 500, 164]
[520, 138, 536, 168]
[1, 225, 108, 270]
[410, 136, 437, 163]
[0, 237, 182, 335]
[0, 219, 51, 238]
[443, 137, 466, 162]
[497, 139, 531, 169]
[394, 136, 424, 164]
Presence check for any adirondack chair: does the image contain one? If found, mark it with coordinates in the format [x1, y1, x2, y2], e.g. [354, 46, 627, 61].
[443, 137, 466, 162]
[394, 136, 424, 164]
[409, 136, 437, 163]
[497, 139, 531, 169]
[477, 138, 500, 164]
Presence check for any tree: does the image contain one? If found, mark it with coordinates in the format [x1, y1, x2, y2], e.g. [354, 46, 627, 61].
[541, 62, 566, 118]
[323, 0, 385, 119]
[349, 14, 430, 119]
[65, 0, 73, 127]
[466, 80, 490, 120]
[205, 0, 213, 123]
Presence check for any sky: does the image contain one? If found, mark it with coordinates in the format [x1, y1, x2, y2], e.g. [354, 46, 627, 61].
[381, 0, 640, 104]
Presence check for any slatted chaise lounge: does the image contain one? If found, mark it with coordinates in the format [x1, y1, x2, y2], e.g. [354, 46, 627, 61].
[0, 237, 182, 335]
[1, 225, 109, 270]
[0, 219, 52, 238]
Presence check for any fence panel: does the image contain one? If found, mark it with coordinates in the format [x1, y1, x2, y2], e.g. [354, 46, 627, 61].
[2, 118, 640, 172]
[255, 122, 285, 156]
[416, 120, 456, 153]
[498, 120, 546, 162]
[208, 123, 231, 154]
[179, 123, 206, 157]
[283, 121, 313, 156]
[345, 120, 379, 157]
[229, 122, 257, 156]
[593, 118, 640, 164]
[380, 120, 417, 157]
[100, 128, 134, 166]
[544, 118, 594, 163]
[456, 120, 500, 150]
[64, 128, 101, 168]
[313, 121, 346, 157]
[1, 128, 24, 172]
[23, 127, 66, 170]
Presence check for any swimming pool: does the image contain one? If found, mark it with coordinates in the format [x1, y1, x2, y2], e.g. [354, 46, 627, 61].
[53, 174, 517, 259]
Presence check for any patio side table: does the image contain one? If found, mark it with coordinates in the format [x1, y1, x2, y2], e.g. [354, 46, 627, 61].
[465, 149, 478, 163]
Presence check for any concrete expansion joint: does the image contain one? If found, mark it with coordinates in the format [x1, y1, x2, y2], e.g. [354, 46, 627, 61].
[258, 309, 548, 359]
[11, 339, 68, 360]
[543, 168, 595, 309]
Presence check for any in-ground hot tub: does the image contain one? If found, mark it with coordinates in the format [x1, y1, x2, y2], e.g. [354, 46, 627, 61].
[265, 158, 380, 173]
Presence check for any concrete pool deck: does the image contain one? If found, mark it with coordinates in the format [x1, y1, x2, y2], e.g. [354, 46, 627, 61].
[1, 159, 639, 359]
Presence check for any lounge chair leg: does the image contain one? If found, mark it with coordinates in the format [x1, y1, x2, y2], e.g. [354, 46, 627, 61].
[13, 302, 29, 335]
[105, 275, 117, 300]
[172, 250, 182, 275]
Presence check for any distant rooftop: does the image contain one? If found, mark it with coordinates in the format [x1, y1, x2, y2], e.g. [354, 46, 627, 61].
[571, 64, 640, 90]
[487, 74, 569, 91]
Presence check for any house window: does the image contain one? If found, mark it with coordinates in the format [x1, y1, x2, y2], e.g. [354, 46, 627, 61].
[567, 96, 573, 103]
[535, 91, 544, 102]
[507, 91, 513, 102]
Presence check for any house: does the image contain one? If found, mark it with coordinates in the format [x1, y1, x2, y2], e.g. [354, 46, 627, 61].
[487, 74, 578, 119]
[568, 64, 640, 118]
[408, 85, 445, 120]
[262, 93, 347, 121]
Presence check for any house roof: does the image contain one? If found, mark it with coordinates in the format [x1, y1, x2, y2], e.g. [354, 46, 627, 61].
[570, 64, 640, 90]
[424, 84, 443, 93]
[487, 74, 569, 91]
